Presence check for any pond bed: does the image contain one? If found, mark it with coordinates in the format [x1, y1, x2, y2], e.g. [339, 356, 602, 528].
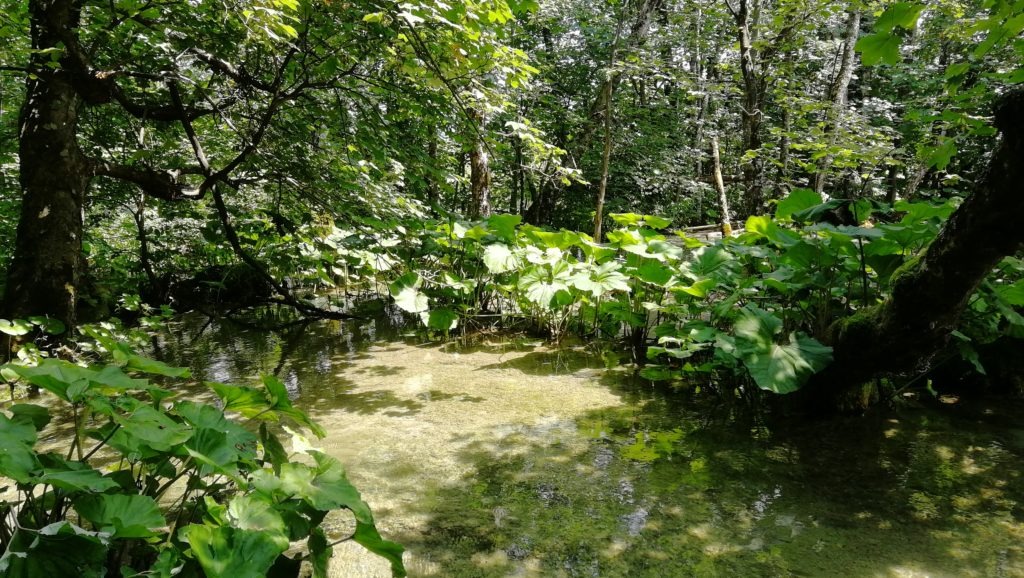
[163, 314, 1024, 577]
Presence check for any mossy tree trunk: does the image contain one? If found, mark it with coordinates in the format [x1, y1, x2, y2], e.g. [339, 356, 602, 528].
[813, 88, 1024, 410]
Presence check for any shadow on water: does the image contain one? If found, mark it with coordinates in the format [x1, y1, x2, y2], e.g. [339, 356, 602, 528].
[392, 384, 1024, 578]
[158, 308, 1024, 578]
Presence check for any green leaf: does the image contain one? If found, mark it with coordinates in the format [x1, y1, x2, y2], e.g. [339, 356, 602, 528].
[733, 308, 832, 394]
[124, 354, 191, 378]
[895, 199, 957, 224]
[609, 213, 671, 229]
[389, 272, 429, 313]
[422, 308, 459, 331]
[775, 188, 822, 220]
[259, 423, 288, 475]
[352, 521, 407, 578]
[482, 243, 517, 274]
[0, 319, 33, 336]
[486, 214, 522, 241]
[27, 316, 66, 335]
[997, 279, 1024, 306]
[36, 467, 119, 493]
[262, 375, 326, 438]
[392, 285, 429, 313]
[0, 522, 109, 577]
[180, 525, 287, 578]
[0, 413, 40, 483]
[688, 245, 735, 277]
[227, 494, 288, 538]
[856, 33, 902, 66]
[673, 278, 716, 299]
[308, 528, 332, 578]
[9, 403, 51, 430]
[744, 215, 800, 247]
[519, 263, 572, 309]
[73, 494, 166, 538]
[635, 259, 674, 286]
[5, 360, 94, 402]
[209, 382, 270, 418]
[570, 261, 630, 297]
[110, 403, 192, 453]
[874, 2, 925, 32]
[926, 137, 957, 170]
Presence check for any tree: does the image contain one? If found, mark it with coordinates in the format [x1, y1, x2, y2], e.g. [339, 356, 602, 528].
[816, 88, 1024, 408]
[1, 0, 532, 328]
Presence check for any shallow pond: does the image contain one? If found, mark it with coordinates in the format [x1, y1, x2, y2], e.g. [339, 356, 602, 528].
[160, 312, 1024, 577]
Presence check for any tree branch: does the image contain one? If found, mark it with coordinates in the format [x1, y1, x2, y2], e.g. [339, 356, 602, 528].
[92, 161, 205, 201]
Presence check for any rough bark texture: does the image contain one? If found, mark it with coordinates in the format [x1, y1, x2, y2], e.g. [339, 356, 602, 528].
[593, 81, 614, 241]
[5, 0, 90, 328]
[468, 109, 491, 220]
[812, 10, 860, 195]
[815, 88, 1024, 409]
[731, 0, 766, 215]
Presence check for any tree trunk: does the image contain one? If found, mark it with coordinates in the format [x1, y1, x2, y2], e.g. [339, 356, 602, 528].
[815, 88, 1024, 409]
[710, 137, 732, 236]
[427, 125, 439, 209]
[468, 109, 491, 220]
[732, 0, 766, 215]
[813, 10, 861, 195]
[776, 104, 791, 197]
[4, 0, 91, 329]
[593, 82, 614, 241]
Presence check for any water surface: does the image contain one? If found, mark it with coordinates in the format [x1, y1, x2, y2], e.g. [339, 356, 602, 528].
[161, 312, 1024, 577]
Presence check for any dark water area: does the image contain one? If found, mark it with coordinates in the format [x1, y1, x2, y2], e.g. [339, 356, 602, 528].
[156, 309, 1024, 577]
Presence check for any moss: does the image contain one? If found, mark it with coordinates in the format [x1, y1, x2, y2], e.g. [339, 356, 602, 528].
[832, 305, 881, 344]
[887, 251, 925, 290]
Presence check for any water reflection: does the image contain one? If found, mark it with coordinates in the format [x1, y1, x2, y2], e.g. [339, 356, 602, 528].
[159, 310, 1024, 578]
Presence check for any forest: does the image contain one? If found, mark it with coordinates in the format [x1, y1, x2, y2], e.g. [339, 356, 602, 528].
[0, 0, 1022, 576]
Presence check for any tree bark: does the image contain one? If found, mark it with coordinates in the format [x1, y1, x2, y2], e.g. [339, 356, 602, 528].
[730, 0, 767, 215]
[813, 10, 860, 195]
[710, 137, 732, 236]
[814, 88, 1024, 409]
[427, 124, 439, 209]
[593, 81, 614, 241]
[467, 109, 491, 220]
[4, 0, 90, 328]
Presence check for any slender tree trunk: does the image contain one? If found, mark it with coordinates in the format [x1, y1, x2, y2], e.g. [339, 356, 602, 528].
[711, 137, 732, 236]
[886, 163, 898, 204]
[776, 104, 791, 196]
[815, 89, 1024, 409]
[467, 109, 491, 220]
[427, 124, 439, 209]
[4, 0, 91, 329]
[813, 10, 861, 195]
[593, 82, 614, 241]
[527, 0, 661, 226]
[732, 0, 766, 215]
[134, 194, 158, 292]
[511, 136, 523, 214]
[692, 5, 707, 178]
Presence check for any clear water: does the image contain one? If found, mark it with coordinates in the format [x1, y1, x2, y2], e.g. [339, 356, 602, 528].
[159, 310, 1024, 577]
